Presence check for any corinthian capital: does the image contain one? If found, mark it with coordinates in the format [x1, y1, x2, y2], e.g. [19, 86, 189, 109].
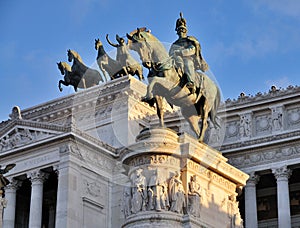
[28, 170, 49, 184]
[4, 178, 22, 191]
[272, 166, 292, 181]
[246, 172, 260, 186]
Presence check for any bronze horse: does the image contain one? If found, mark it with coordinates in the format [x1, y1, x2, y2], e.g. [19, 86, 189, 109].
[127, 28, 220, 142]
[106, 34, 144, 81]
[57, 61, 83, 92]
[95, 38, 127, 81]
[67, 49, 104, 88]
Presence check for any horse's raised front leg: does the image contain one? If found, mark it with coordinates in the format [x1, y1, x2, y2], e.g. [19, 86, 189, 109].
[144, 76, 168, 100]
[58, 80, 67, 92]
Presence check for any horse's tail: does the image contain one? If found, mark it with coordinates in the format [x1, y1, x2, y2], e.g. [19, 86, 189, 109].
[210, 87, 221, 128]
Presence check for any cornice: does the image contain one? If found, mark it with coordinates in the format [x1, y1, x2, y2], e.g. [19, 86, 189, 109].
[19, 76, 144, 121]
[220, 85, 300, 112]
[221, 129, 300, 153]
[0, 119, 69, 137]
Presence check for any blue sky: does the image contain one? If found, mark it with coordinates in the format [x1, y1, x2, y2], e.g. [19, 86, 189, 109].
[1, 0, 300, 121]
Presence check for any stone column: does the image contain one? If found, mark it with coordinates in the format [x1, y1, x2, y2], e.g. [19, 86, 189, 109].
[272, 166, 292, 228]
[2, 179, 21, 228]
[54, 163, 68, 228]
[244, 172, 259, 228]
[28, 170, 48, 228]
[0, 190, 5, 228]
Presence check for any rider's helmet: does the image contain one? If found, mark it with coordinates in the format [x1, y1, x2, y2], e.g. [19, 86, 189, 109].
[175, 12, 187, 32]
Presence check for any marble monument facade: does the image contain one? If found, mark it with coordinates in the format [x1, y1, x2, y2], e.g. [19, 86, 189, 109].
[0, 77, 299, 227]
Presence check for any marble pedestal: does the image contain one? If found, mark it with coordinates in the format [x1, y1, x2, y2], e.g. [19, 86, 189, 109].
[119, 128, 249, 228]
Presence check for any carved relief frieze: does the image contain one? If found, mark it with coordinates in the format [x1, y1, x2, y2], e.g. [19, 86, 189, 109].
[81, 148, 114, 172]
[0, 127, 60, 153]
[254, 113, 271, 136]
[123, 168, 186, 217]
[59, 143, 114, 172]
[187, 161, 236, 192]
[287, 107, 300, 129]
[270, 106, 283, 132]
[239, 113, 252, 139]
[224, 120, 239, 141]
[83, 179, 102, 198]
[228, 143, 300, 168]
[128, 155, 180, 168]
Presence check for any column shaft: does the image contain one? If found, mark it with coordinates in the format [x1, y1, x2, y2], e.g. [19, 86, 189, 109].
[273, 166, 292, 228]
[28, 170, 47, 228]
[55, 164, 69, 228]
[244, 173, 259, 228]
[2, 179, 20, 228]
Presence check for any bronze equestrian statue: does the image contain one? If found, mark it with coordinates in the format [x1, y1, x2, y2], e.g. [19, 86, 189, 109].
[127, 22, 220, 142]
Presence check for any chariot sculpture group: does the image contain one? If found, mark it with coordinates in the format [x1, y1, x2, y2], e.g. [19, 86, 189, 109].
[57, 13, 221, 142]
[57, 34, 144, 92]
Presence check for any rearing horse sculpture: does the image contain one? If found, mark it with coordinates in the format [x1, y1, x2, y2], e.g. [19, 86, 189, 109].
[106, 34, 144, 81]
[127, 28, 220, 142]
[95, 38, 126, 81]
[67, 49, 104, 88]
[57, 61, 83, 92]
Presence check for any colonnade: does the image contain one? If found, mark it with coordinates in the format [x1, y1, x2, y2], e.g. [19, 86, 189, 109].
[2, 169, 52, 228]
[244, 166, 292, 228]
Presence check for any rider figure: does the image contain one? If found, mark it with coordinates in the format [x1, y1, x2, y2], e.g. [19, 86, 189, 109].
[169, 12, 208, 94]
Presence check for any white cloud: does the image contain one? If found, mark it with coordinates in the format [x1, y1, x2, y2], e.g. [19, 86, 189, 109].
[257, 0, 300, 19]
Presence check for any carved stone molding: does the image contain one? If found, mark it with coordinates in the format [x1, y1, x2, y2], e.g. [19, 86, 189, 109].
[128, 155, 180, 168]
[228, 143, 300, 169]
[223, 85, 300, 107]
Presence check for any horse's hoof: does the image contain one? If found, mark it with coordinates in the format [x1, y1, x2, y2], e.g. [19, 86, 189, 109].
[141, 96, 155, 107]
[59, 88, 63, 92]
[141, 96, 152, 102]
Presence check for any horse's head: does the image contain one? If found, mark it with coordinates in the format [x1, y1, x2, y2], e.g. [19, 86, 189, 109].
[127, 28, 153, 68]
[57, 62, 65, 75]
[67, 49, 74, 62]
[57, 61, 71, 75]
[95, 39, 103, 50]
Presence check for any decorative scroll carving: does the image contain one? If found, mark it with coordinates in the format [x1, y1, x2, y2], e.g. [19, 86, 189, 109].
[228, 144, 300, 169]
